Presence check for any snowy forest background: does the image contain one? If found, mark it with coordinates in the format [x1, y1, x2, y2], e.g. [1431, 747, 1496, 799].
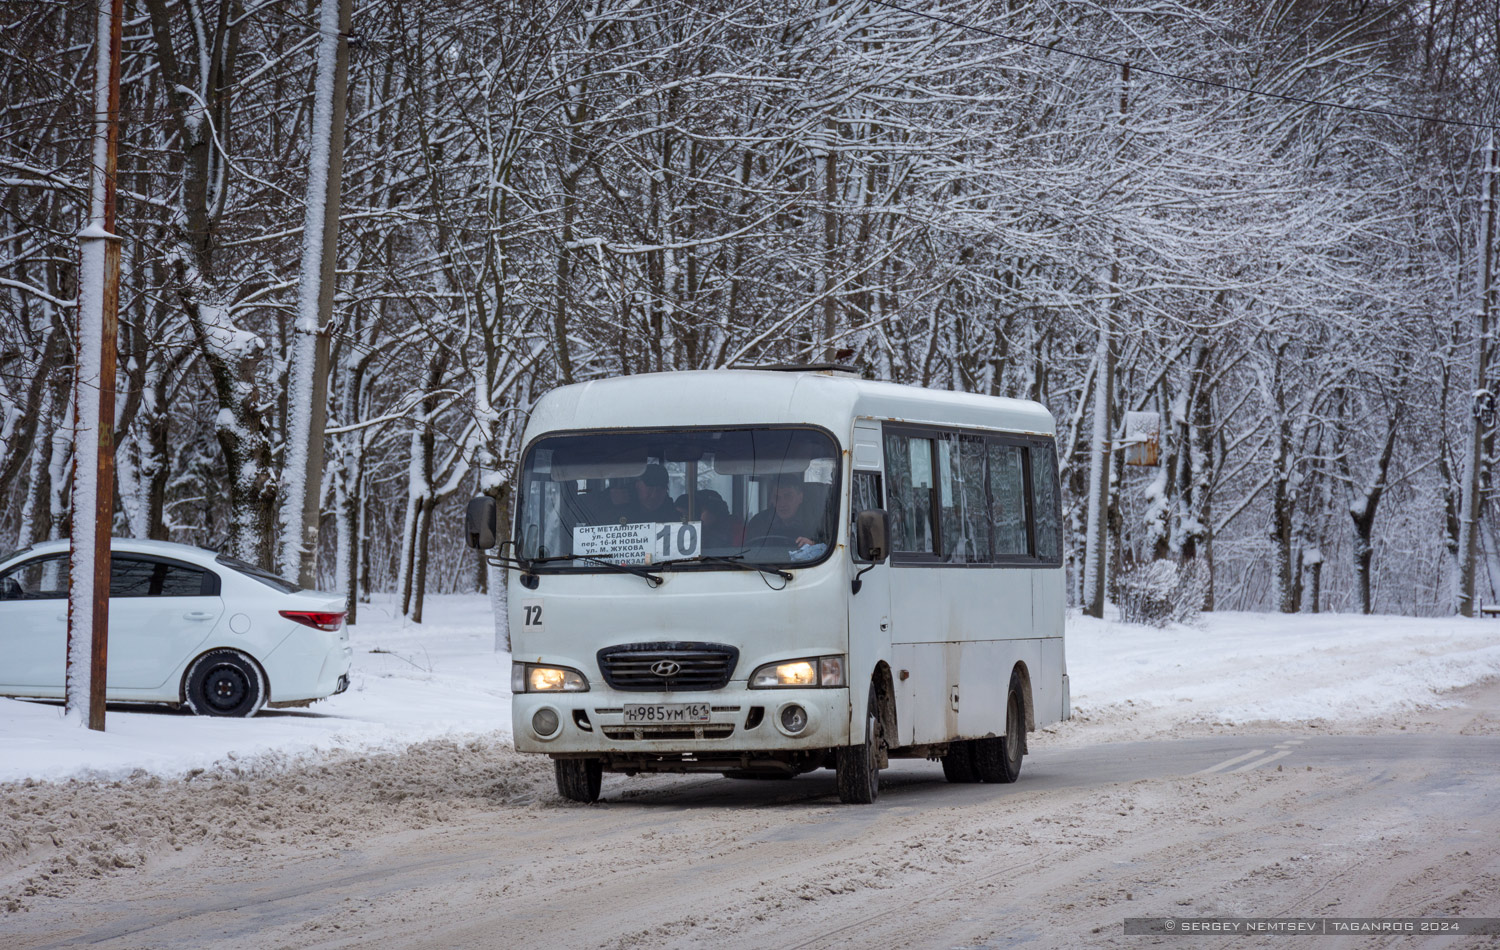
[2, 0, 1498, 621]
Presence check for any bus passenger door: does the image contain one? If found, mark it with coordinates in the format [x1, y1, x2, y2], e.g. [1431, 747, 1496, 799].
[847, 421, 892, 742]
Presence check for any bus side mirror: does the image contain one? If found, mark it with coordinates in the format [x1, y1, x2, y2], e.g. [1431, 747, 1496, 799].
[855, 509, 889, 563]
[465, 496, 499, 550]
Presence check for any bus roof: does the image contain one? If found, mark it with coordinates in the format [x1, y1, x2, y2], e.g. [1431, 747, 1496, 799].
[524, 370, 1056, 442]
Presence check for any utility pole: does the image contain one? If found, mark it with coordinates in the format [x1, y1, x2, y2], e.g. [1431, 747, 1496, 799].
[1459, 131, 1498, 616]
[282, 0, 354, 586]
[68, 0, 124, 731]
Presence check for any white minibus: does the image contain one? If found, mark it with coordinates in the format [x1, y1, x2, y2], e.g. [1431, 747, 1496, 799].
[466, 366, 1068, 804]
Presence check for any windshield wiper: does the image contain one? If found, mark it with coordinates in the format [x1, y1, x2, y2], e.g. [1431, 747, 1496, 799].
[666, 554, 793, 582]
[525, 554, 663, 587]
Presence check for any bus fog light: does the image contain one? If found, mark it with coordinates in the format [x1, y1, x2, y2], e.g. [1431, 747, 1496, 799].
[780, 704, 808, 734]
[533, 707, 561, 738]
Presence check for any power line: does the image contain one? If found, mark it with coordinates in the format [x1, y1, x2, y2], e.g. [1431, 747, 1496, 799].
[868, 0, 1499, 133]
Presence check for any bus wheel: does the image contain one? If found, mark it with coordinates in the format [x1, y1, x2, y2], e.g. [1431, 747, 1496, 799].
[836, 690, 882, 804]
[555, 758, 603, 803]
[975, 673, 1025, 783]
[941, 740, 981, 783]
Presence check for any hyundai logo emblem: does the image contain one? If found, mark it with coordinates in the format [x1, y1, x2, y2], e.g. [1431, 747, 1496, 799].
[650, 660, 681, 678]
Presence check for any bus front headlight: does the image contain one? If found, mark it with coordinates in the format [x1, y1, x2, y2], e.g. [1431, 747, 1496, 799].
[512, 663, 590, 692]
[749, 656, 845, 688]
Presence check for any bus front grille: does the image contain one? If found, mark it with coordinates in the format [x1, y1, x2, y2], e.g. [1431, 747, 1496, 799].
[597, 642, 739, 691]
[602, 724, 737, 741]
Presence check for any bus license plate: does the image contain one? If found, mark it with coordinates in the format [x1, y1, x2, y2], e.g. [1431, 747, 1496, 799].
[624, 703, 712, 725]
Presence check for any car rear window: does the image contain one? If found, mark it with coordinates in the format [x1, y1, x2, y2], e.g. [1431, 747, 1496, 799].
[214, 554, 301, 593]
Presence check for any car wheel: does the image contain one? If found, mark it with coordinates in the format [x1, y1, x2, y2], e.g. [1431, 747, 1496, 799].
[975, 672, 1026, 783]
[184, 649, 266, 718]
[836, 688, 882, 804]
[555, 758, 603, 803]
[941, 739, 981, 783]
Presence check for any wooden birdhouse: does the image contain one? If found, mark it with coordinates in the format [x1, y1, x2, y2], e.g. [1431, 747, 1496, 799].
[1122, 410, 1161, 467]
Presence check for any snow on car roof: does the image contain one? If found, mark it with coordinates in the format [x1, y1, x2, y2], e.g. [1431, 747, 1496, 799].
[2, 538, 221, 566]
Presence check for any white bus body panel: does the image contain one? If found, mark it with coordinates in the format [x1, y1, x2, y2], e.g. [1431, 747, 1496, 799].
[524, 371, 1054, 447]
[511, 558, 856, 754]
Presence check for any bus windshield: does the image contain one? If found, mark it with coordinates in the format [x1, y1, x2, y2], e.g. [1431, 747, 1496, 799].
[517, 426, 841, 571]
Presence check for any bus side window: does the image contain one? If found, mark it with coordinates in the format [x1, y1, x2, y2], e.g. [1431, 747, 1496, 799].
[851, 470, 882, 511]
[849, 471, 883, 559]
[938, 434, 990, 563]
[883, 431, 936, 555]
[1029, 442, 1062, 561]
[989, 443, 1029, 556]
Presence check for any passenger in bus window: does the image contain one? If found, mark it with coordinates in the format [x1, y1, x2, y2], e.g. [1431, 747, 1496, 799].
[605, 478, 637, 525]
[746, 478, 819, 548]
[697, 489, 745, 551]
[631, 464, 677, 523]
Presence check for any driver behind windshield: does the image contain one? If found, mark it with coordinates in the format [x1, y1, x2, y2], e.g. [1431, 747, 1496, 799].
[745, 477, 822, 551]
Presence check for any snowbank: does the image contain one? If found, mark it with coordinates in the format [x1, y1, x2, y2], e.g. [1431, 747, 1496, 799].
[1063, 610, 1500, 740]
[0, 594, 511, 783]
[3, 598, 1499, 783]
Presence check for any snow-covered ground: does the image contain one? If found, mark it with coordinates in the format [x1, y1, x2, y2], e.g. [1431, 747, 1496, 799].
[2, 597, 1498, 783]
[0, 594, 511, 783]
[1057, 609, 1500, 744]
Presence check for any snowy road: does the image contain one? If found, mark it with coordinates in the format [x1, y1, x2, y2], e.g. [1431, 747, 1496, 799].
[4, 680, 1498, 950]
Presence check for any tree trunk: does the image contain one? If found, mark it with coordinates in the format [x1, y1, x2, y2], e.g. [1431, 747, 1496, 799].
[17, 384, 63, 546]
[1353, 530, 1373, 613]
[412, 498, 434, 624]
[1458, 132, 1497, 615]
[820, 124, 839, 362]
[281, 0, 353, 585]
[144, 0, 279, 567]
[143, 392, 170, 541]
[1083, 63, 1129, 618]
[338, 460, 361, 624]
[398, 489, 421, 618]
[1271, 474, 1299, 614]
[1082, 306, 1114, 619]
[46, 389, 74, 541]
[488, 483, 512, 651]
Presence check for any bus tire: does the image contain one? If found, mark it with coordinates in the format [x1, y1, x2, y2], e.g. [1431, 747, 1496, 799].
[975, 673, 1025, 783]
[941, 740, 981, 783]
[836, 690, 882, 804]
[555, 758, 603, 803]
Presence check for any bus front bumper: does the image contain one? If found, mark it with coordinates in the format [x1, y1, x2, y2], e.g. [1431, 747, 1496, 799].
[512, 688, 852, 760]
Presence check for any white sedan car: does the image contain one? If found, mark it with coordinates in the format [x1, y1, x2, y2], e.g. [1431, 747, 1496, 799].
[0, 539, 352, 717]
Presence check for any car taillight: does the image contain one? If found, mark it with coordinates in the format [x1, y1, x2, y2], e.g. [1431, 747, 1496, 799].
[280, 610, 345, 632]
